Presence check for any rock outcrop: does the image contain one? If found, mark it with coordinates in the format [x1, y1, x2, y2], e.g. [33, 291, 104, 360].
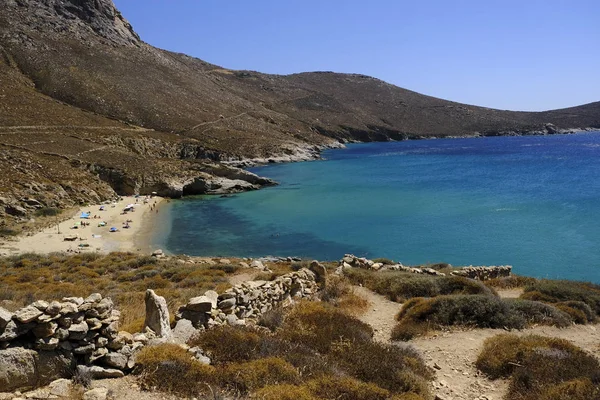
[143, 290, 171, 339]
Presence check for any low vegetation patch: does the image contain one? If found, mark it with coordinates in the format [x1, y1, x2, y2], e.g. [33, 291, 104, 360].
[392, 295, 572, 340]
[186, 302, 432, 399]
[319, 275, 369, 314]
[135, 343, 215, 396]
[521, 279, 600, 317]
[345, 268, 495, 302]
[0, 252, 234, 330]
[476, 334, 600, 400]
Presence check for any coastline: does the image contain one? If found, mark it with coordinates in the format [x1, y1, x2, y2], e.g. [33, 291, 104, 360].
[0, 196, 165, 256]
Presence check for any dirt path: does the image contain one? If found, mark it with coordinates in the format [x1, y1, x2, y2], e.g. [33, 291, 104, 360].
[353, 285, 600, 400]
[353, 286, 401, 342]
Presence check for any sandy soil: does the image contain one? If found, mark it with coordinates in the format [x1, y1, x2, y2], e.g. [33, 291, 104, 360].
[0, 196, 165, 256]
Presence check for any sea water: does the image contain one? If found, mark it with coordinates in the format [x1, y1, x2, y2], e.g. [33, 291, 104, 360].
[158, 132, 600, 283]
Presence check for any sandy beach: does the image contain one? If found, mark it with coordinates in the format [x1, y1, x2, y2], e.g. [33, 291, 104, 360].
[0, 196, 165, 256]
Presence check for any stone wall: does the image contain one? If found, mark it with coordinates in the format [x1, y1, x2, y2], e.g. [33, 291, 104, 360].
[175, 265, 323, 330]
[0, 293, 145, 392]
[450, 265, 512, 280]
[337, 254, 512, 280]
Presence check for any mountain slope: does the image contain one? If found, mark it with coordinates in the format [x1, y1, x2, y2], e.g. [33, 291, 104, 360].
[0, 0, 599, 230]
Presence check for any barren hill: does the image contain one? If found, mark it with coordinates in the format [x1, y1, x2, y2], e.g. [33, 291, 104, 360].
[1, 0, 599, 229]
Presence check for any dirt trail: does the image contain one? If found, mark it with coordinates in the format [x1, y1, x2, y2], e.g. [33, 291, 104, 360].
[353, 285, 401, 342]
[353, 285, 600, 400]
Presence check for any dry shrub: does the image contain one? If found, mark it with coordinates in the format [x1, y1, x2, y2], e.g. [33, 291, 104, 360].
[506, 299, 571, 327]
[134, 343, 215, 396]
[218, 357, 299, 393]
[392, 295, 573, 340]
[556, 300, 595, 322]
[345, 269, 494, 302]
[389, 394, 427, 400]
[485, 275, 537, 289]
[320, 275, 369, 314]
[522, 280, 600, 315]
[391, 321, 428, 341]
[278, 301, 373, 353]
[252, 384, 315, 400]
[258, 307, 286, 331]
[189, 325, 263, 363]
[476, 334, 600, 382]
[306, 376, 390, 400]
[539, 378, 600, 400]
[330, 341, 432, 396]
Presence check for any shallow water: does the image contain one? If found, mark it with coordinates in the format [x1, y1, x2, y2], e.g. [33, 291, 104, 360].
[158, 132, 600, 283]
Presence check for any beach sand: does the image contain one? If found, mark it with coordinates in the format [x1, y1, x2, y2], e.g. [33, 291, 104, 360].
[0, 196, 166, 256]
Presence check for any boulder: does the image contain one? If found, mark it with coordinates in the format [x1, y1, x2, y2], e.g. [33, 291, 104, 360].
[76, 365, 124, 380]
[85, 293, 102, 303]
[186, 296, 213, 312]
[0, 307, 12, 330]
[143, 289, 171, 339]
[45, 301, 61, 316]
[48, 378, 72, 397]
[0, 348, 74, 392]
[0, 347, 37, 391]
[68, 321, 89, 340]
[218, 298, 236, 310]
[102, 352, 128, 370]
[14, 305, 43, 323]
[172, 319, 197, 344]
[203, 290, 219, 308]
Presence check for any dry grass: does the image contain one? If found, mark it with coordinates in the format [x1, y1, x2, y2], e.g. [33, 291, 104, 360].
[135, 344, 215, 396]
[0, 252, 233, 332]
[476, 334, 600, 400]
[319, 275, 369, 314]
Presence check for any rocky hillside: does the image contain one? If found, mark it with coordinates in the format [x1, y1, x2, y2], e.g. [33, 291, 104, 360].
[1, 0, 599, 229]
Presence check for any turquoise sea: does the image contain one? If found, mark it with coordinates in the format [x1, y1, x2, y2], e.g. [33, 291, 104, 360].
[156, 132, 600, 283]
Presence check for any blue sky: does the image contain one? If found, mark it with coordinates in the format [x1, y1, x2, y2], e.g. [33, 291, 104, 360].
[113, 0, 599, 111]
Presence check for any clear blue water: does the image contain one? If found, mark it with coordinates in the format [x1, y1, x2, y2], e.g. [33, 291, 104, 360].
[159, 132, 600, 283]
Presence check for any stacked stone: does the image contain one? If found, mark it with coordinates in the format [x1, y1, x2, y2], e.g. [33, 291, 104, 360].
[451, 265, 512, 281]
[0, 293, 142, 376]
[176, 267, 319, 328]
[337, 254, 445, 276]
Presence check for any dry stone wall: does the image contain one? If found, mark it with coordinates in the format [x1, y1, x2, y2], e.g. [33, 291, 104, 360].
[176, 266, 322, 329]
[0, 293, 146, 392]
[337, 254, 512, 280]
[450, 265, 512, 280]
